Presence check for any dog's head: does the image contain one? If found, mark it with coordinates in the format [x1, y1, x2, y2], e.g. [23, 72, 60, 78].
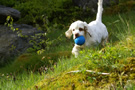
[65, 20, 88, 39]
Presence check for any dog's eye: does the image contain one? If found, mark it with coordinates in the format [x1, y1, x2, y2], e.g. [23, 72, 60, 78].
[79, 28, 84, 31]
[73, 29, 75, 31]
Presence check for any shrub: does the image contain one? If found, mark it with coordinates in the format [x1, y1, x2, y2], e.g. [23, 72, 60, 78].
[10, 0, 91, 24]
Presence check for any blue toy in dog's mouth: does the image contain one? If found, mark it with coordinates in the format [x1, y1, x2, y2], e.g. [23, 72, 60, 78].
[74, 36, 85, 45]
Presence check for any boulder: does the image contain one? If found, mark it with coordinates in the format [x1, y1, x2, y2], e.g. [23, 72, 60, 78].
[0, 24, 44, 66]
[0, 5, 21, 24]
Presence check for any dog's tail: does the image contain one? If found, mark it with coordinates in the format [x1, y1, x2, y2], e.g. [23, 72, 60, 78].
[96, 0, 103, 22]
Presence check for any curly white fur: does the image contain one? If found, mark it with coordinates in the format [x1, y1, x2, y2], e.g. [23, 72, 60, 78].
[65, 0, 108, 57]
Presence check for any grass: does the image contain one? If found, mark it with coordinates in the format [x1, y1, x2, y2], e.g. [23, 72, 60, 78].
[34, 35, 135, 89]
[0, 10, 135, 89]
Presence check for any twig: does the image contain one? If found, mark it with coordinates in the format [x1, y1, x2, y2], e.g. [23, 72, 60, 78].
[67, 70, 110, 75]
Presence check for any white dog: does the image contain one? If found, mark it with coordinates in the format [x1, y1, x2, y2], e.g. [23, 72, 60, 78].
[65, 0, 108, 57]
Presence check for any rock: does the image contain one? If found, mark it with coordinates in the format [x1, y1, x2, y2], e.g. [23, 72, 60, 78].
[0, 24, 44, 66]
[0, 5, 21, 24]
[72, 0, 119, 13]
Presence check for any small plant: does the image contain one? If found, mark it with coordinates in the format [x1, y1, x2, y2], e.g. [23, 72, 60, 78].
[5, 16, 25, 37]
[4, 15, 65, 54]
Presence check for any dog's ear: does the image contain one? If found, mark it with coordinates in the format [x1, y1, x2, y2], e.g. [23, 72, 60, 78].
[65, 27, 72, 39]
[83, 22, 92, 37]
[83, 22, 88, 31]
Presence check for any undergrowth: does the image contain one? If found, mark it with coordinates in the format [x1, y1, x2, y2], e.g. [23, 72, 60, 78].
[33, 35, 135, 90]
[32, 10, 135, 89]
[0, 8, 135, 90]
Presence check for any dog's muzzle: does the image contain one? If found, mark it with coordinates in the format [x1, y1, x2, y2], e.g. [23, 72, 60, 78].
[75, 33, 79, 39]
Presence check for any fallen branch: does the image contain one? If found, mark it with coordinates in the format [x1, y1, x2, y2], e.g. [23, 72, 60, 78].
[67, 70, 110, 75]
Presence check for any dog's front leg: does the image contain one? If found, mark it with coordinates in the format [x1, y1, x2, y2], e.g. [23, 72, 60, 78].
[72, 44, 83, 57]
[72, 45, 79, 57]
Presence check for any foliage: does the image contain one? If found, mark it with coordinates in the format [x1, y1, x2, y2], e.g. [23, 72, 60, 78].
[33, 34, 135, 89]
[105, 1, 135, 15]
[1, 0, 135, 25]
[5, 16, 25, 37]
[1, 10, 135, 89]
[12, 0, 80, 24]
[32, 10, 135, 89]
[1, 0, 92, 24]
[0, 0, 135, 89]
[33, 36, 135, 89]
[4, 15, 69, 54]
[0, 0, 18, 7]
[2, 15, 72, 72]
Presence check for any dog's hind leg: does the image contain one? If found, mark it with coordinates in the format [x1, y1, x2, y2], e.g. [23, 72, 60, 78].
[101, 37, 108, 47]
